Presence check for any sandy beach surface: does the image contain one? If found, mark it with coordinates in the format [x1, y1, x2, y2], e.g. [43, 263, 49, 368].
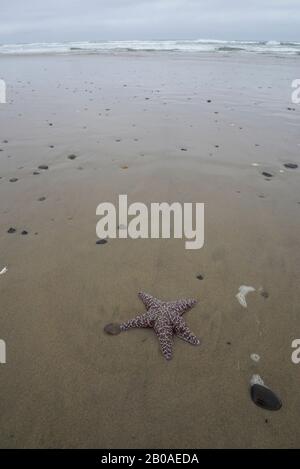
[0, 51, 300, 448]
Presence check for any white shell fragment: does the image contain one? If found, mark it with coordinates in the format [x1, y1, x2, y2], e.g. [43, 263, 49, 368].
[250, 353, 260, 362]
[0, 266, 8, 275]
[236, 285, 256, 308]
[250, 374, 265, 387]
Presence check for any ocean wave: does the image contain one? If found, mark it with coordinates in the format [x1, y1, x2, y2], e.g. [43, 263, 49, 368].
[0, 40, 300, 56]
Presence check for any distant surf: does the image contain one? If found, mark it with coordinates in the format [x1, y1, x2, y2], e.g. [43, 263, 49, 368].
[0, 39, 300, 56]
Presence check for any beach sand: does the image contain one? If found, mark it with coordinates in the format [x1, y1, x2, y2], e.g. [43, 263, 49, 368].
[0, 51, 300, 448]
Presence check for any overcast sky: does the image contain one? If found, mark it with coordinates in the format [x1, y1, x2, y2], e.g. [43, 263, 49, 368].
[1, 0, 300, 44]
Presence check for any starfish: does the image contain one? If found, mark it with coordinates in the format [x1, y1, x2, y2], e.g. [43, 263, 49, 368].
[119, 292, 201, 360]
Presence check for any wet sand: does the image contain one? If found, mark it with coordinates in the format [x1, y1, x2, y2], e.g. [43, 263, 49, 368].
[0, 52, 300, 448]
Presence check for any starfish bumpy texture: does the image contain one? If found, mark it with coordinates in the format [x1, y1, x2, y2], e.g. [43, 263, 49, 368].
[120, 292, 200, 360]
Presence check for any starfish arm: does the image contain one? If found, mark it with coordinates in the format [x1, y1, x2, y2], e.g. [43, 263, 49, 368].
[168, 298, 197, 315]
[174, 318, 200, 345]
[138, 292, 160, 309]
[154, 322, 174, 360]
[120, 312, 153, 331]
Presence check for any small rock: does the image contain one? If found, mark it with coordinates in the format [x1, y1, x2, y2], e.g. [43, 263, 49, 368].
[21, 230, 28, 235]
[262, 171, 273, 178]
[196, 274, 204, 280]
[260, 290, 269, 299]
[7, 227, 16, 234]
[9, 178, 18, 183]
[68, 154, 77, 160]
[33, 171, 40, 175]
[250, 384, 282, 411]
[96, 239, 108, 245]
[38, 196, 46, 201]
[38, 165, 48, 170]
[284, 163, 298, 169]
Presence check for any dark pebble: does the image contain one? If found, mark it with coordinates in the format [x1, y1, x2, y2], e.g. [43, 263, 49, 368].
[196, 274, 204, 280]
[262, 171, 273, 178]
[260, 290, 269, 299]
[207, 99, 212, 103]
[7, 227, 16, 234]
[284, 163, 298, 169]
[9, 178, 18, 183]
[104, 323, 121, 335]
[181, 148, 187, 151]
[96, 239, 108, 245]
[33, 171, 40, 175]
[38, 165, 48, 170]
[21, 230, 28, 235]
[251, 384, 282, 411]
[68, 154, 77, 160]
[38, 196, 46, 201]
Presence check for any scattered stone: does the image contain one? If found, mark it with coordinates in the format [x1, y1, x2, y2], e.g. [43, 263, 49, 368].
[120, 165, 128, 170]
[7, 227, 16, 234]
[262, 171, 273, 178]
[181, 148, 187, 151]
[21, 230, 28, 236]
[9, 178, 18, 183]
[284, 163, 298, 169]
[33, 171, 40, 175]
[207, 99, 212, 103]
[196, 274, 204, 280]
[251, 384, 282, 411]
[38, 196, 46, 202]
[104, 323, 121, 335]
[68, 154, 77, 160]
[96, 239, 108, 245]
[3, 140, 8, 144]
[49, 145, 54, 149]
[38, 165, 48, 170]
[260, 290, 269, 299]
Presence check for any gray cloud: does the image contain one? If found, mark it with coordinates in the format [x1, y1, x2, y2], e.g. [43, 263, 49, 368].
[0, 0, 299, 43]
